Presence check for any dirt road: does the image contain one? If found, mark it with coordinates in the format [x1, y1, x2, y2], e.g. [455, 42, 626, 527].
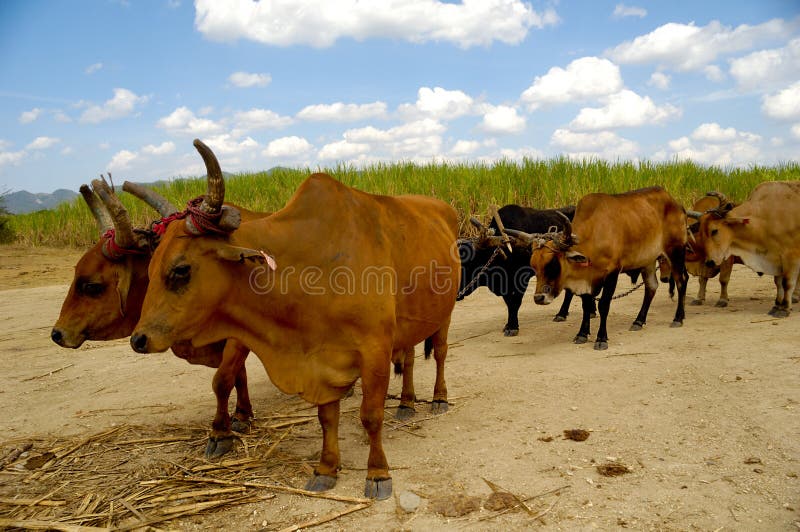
[1, 245, 798, 530]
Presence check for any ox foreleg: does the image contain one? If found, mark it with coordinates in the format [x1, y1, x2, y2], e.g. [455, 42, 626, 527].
[502, 292, 523, 336]
[630, 266, 658, 331]
[554, 289, 572, 322]
[574, 294, 595, 344]
[206, 340, 251, 459]
[360, 355, 392, 500]
[716, 259, 734, 307]
[594, 272, 620, 350]
[692, 275, 709, 306]
[305, 400, 341, 493]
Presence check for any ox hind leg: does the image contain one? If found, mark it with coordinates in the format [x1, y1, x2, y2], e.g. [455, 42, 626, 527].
[429, 317, 451, 415]
[394, 346, 417, 420]
[771, 262, 800, 317]
[360, 347, 393, 499]
[206, 340, 251, 459]
[594, 272, 620, 350]
[667, 245, 688, 327]
[692, 275, 709, 305]
[630, 266, 659, 331]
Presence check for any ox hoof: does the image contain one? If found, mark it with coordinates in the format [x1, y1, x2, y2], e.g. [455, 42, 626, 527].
[793, 295, 800, 304]
[690, 299, 704, 306]
[205, 435, 235, 459]
[629, 321, 644, 331]
[771, 309, 789, 318]
[305, 473, 337, 492]
[670, 320, 683, 328]
[431, 400, 449, 415]
[590, 312, 598, 319]
[364, 477, 392, 500]
[594, 341, 608, 351]
[552, 314, 567, 322]
[395, 405, 416, 421]
[230, 417, 251, 433]
[503, 328, 519, 337]
[715, 300, 729, 308]
[573, 334, 589, 344]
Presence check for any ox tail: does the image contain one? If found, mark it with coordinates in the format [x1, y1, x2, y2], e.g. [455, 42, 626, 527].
[393, 361, 403, 375]
[424, 336, 434, 359]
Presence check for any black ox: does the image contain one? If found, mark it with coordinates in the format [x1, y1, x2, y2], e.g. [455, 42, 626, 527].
[458, 204, 595, 336]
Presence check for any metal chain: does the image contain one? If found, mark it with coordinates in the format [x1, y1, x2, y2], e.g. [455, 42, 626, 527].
[457, 245, 503, 300]
[597, 280, 645, 301]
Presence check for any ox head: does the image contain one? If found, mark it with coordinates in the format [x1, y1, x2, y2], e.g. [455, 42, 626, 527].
[694, 191, 746, 268]
[684, 192, 732, 271]
[51, 178, 159, 348]
[130, 140, 269, 354]
[455, 216, 514, 300]
[505, 211, 582, 305]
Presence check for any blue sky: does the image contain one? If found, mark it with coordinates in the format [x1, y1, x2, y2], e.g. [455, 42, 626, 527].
[1, 0, 799, 193]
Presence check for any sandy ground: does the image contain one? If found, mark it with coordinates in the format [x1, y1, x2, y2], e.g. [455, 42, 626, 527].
[1, 244, 799, 530]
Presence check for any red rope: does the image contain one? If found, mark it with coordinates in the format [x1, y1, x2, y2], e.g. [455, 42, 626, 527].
[184, 197, 229, 235]
[101, 229, 147, 260]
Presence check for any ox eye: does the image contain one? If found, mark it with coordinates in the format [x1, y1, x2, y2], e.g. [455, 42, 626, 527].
[710, 228, 718, 236]
[167, 263, 191, 292]
[80, 281, 105, 297]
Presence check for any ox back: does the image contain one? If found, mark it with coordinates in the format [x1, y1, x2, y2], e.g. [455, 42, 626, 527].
[457, 204, 592, 336]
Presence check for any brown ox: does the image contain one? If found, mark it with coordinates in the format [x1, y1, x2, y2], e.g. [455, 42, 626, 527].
[129, 140, 459, 500]
[507, 187, 688, 350]
[698, 181, 800, 318]
[684, 192, 741, 307]
[51, 179, 263, 458]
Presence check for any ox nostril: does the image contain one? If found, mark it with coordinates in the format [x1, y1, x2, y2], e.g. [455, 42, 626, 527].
[130, 332, 149, 353]
[705, 259, 716, 268]
[51, 328, 64, 345]
[533, 294, 545, 304]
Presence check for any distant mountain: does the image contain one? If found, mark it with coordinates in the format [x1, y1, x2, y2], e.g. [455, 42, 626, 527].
[3, 189, 79, 214]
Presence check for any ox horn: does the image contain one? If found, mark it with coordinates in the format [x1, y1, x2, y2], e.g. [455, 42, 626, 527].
[555, 210, 577, 246]
[122, 181, 178, 217]
[193, 138, 224, 214]
[92, 176, 136, 249]
[80, 184, 113, 234]
[686, 209, 703, 219]
[504, 228, 537, 245]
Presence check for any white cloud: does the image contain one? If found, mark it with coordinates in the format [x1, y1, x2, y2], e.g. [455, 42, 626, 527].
[202, 134, 259, 156]
[19, 108, 42, 124]
[648, 72, 670, 90]
[521, 57, 623, 109]
[762, 81, 800, 121]
[318, 139, 371, 160]
[141, 141, 176, 155]
[195, 0, 559, 49]
[479, 105, 526, 134]
[26, 136, 60, 150]
[345, 119, 446, 143]
[569, 90, 681, 130]
[495, 147, 544, 161]
[85, 62, 103, 75]
[792, 124, 800, 140]
[157, 106, 223, 136]
[297, 101, 387, 122]
[61, 147, 73, 156]
[551, 128, 638, 159]
[398, 87, 477, 120]
[108, 150, 138, 170]
[228, 71, 272, 88]
[450, 140, 481, 156]
[264, 136, 314, 159]
[233, 108, 294, 133]
[612, 4, 646, 19]
[691, 123, 761, 144]
[704, 65, 725, 82]
[730, 37, 800, 90]
[0, 147, 26, 168]
[606, 18, 798, 72]
[53, 111, 72, 123]
[79, 88, 149, 124]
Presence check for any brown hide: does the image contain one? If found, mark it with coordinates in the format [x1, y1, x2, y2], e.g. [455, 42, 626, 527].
[133, 172, 460, 497]
[530, 187, 687, 300]
[699, 181, 800, 315]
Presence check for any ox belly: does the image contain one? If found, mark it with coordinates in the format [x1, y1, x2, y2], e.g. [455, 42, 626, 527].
[731, 247, 782, 277]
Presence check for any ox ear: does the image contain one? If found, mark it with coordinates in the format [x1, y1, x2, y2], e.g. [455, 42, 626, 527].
[115, 258, 134, 317]
[216, 244, 277, 269]
[723, 217, 750, 225]
[565, 250, 589, 264]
